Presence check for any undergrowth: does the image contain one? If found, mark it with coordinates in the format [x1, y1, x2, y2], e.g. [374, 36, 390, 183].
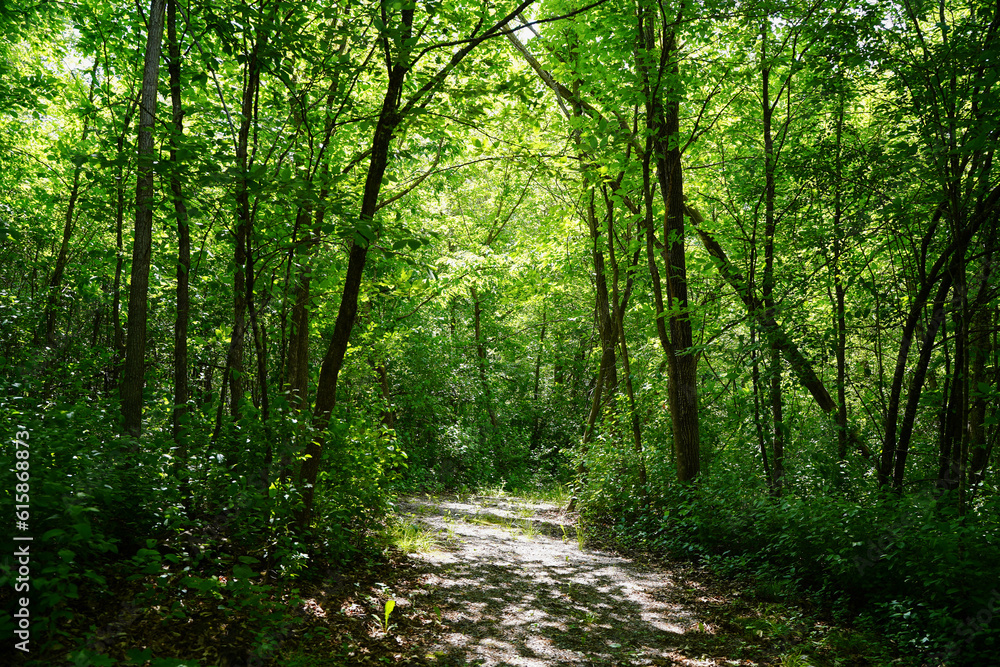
[578, 476, 1000, 666]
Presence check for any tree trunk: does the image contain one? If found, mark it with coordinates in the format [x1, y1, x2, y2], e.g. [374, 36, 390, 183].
[653, 25, 700, 483]
[471, 286, 499, 431]
[531, 306, 546, 447]
[167, 0, 191, 459]
[45, 66, 95, 344]
[751, 327, 774, 487]
[589, 191, 619, 402]
[533, 306, 546, 403]
[881, 185, 1000, 484]
[110, 97, 137, 389]
[298, 19, 413, 526]
[938, 258, 969, 494]
[892, 272, 954, 490]
[832, 88, 849, 462]
[229, 31, 266, 426]
[692, 216, 873, 460]
[120, 0, 167, 439]
[284, 211, 313, 412]
[968, 303, 994, 487]
[761, 34, 784, 494]
[607, 193, 645, 488]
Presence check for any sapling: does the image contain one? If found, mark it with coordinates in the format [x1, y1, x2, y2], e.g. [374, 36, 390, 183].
[374, 599, 396, 632]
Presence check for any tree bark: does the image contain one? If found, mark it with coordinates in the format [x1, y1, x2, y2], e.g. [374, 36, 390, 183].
[531, 306, 546, 447]
[647, 17, 700, 483]
[832, 87, 849, 463]
[284, 210, 313, 413]
[893, 273, 953, 490]
[588, 191, 619, 402]
[968, 303, 994, 487]
[120, 0, 166, 439]
[168, 0, 191, 458]
[880, 185, 1000, 485]
[228, 28, 266, 425]
[751, 327, 774, 486]
[110, 96, 137, 389]
[761, 32, 784, 494]
[938, 256, 969, 493]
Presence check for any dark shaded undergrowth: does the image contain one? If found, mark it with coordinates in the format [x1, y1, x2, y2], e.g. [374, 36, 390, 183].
[577, 479, 1000, 667]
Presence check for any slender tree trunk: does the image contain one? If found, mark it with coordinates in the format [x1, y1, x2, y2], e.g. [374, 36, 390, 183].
[45, 67, 95, 344]
[167, 0, 191, 459]
[229, 31, 266, 425]
[280, 239, 309, 482]
[45, 167, 83, 344]
[284, 210, 313, 412]
[751, 327, 774, 487]
[892, 272, 955, 490]
[589, 191, 619, 401]
[761, 34, 784, 494]
[881, 185, 1000, 484]
[939, 256, 969, 494]
[533, 306, 546, 404]
[110, 99, 136, 388]
[298, 20, 413, 526]
[968, 303, 994, 486]
[583, 353, 606, 444]
[832, 88, 849, 462]
[531, 307, 546, 447]
[638, 27, 670, 365]
[471, 286, 499, 431]
[120, 0, 167, 438]
[607, 196, 645, 488]
[247, 250, 272, 489]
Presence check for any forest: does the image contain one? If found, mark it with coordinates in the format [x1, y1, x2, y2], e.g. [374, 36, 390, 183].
[1, 0, 998, 664]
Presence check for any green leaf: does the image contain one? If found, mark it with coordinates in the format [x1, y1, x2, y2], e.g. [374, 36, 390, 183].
[233, 563, 255, 579]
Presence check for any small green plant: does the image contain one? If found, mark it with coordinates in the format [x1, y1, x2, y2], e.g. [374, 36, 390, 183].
[374, 599, 396, 633]
[389, 520, 436, 554]
[481, 482, 508, 499]
[779, 648, 815, 667]
[520, 483, 571, 505]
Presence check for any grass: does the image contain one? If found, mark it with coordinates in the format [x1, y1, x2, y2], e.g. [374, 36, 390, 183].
[518, 483, 572, 505]
[516, 516, 539, 539]
[388, 519, 437, 554]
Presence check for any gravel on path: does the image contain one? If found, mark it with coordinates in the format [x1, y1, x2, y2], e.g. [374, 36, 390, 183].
[398, 495, 734, 667]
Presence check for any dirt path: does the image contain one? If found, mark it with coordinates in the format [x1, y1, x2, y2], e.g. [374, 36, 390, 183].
[396, 494, 756, 667]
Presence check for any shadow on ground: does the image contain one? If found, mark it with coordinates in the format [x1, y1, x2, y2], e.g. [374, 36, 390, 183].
[398, 496, 752, 667]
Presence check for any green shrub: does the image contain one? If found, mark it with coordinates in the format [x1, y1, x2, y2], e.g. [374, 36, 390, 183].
[582, 477, 1000, 665]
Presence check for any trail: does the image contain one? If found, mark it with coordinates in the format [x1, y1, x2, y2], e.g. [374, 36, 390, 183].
[397, 495, 753, 667]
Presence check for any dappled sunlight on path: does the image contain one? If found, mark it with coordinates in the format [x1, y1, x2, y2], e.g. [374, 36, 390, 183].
[399, 496, 729, 667]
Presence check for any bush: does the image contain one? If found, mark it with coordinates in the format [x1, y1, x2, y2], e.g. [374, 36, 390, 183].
[582, 476, 1000, 666]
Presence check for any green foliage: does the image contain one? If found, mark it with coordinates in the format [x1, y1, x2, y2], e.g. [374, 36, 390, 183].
[586, 479, 1000, 665]
[2, 0, 999, 663]
[386, 519, 437, 554]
